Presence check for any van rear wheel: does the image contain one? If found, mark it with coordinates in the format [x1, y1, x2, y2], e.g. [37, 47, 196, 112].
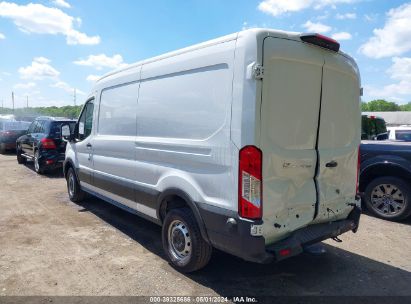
[162, 207, 212, 273]
[66, 167, 86, 203]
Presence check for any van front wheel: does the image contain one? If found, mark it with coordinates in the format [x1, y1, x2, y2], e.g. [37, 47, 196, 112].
[66, 167, 86, 203]
[162, 208, 212, 273]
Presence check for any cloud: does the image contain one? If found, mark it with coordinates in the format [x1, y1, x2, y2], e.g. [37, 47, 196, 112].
[0, 1, 100, 45]
[52, 0, 71, 9]
[364, 13, 378, 22]
[86, 74, 101, 82]
[0, 32, 5, 39]
[258, 0, 358, 16]
[19, 57, 60, 80]
[331, 31, 352, 40]
[359, 3, 411, 58]
[13, 82, 36, 89]
[302, 21, 331, 33]
[52, 81, 85, 95]
[336, 13, 356, 19]
[366, 57, 411, 102]
[74, 54, 128, 70]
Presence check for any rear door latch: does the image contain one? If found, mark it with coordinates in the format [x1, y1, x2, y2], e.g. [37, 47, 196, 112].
[253, 64, 264, 80]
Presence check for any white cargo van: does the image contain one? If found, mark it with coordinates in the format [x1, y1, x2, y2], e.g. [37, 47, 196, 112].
[62, 29, 362, 272]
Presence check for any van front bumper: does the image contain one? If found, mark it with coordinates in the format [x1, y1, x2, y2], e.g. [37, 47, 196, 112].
[199, 204, 361, 264]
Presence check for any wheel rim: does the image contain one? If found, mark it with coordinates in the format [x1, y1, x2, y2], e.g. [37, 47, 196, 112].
[68, 172, 75, 197]
[370, 183, 406, 216]
[167, 219, 192, 265]
[34, 152, 40, 171]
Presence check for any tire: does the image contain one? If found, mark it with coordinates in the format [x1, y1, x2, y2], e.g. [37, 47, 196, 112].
[162, 207, 212, 273]
[0, 143, 6, 154]
[16, 145, 26, 164]
[66, 167, 86, 203]
[364, 176, 411, 221]
[34, 150, 45, 174]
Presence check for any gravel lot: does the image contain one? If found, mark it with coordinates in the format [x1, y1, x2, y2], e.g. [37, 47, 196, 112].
[0, 153, 411, 298]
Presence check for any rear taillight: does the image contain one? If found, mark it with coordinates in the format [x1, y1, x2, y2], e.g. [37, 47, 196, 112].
[41, 138, 57, 149]
[356, 147, 360, 195]
[300, 33, 340, 52]
[239, 146, 262, 220]
[1, 131, 15, 137]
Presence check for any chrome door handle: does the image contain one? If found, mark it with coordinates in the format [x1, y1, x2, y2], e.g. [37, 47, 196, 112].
[326, 161, 338, 168]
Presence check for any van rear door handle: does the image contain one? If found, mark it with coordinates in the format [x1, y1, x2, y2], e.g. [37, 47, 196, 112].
[86, 143, 92, 148]
[326, 161, 338, 168]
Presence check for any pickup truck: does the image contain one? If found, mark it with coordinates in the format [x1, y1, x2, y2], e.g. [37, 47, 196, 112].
[360, 140, 411, 221]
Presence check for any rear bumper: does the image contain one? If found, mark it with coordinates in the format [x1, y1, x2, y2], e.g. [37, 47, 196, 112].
[267, 206, 361, 261]
[199, 204, 361, 264]
[38, 150, 65, 169]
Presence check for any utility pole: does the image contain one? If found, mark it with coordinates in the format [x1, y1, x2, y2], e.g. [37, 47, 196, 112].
[73, 88, 77, 106]
[26, 96, 29, 109]
[12, 92, 15, 113]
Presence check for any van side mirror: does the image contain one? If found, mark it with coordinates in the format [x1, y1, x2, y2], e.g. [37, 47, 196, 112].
[61, 123, 73, 142]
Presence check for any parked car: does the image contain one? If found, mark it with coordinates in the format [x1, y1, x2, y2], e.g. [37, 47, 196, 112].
[0, 120, 31, 154]
[16, 117, 76, 174]
[361, 115, 388, 140]
[387, 126, 411, 142]
[61, 29, 361, 272]
[360, 141, 411, 221]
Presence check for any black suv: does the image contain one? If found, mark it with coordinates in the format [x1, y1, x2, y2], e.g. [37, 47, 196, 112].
[16, 117, 76, 174]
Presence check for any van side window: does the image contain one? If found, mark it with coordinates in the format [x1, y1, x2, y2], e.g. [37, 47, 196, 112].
[98, 83, 138, 136]
[77, 100, 94, 141]
[137, 64, 229, 139]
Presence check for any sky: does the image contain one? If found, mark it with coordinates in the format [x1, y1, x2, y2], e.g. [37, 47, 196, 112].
[1, 0, 411, 108]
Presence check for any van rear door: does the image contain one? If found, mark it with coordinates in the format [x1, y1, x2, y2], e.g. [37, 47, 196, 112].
[260, 37, 322, 244]
[260, 37, 360, 244]
[313, 51, 361, 224]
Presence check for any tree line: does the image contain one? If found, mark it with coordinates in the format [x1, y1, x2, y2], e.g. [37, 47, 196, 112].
[362, 99, 411, 112]
[0, 105, 83, 120]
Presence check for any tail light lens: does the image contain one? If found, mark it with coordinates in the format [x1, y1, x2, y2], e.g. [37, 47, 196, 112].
[41, 138, 57, 149]
[239, 146, 262, 220]
[1, 131, 16, 137]
[356, 147, 360, 195]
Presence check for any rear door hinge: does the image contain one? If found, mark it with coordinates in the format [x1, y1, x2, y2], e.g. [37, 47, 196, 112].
[253, 64, 264, 80]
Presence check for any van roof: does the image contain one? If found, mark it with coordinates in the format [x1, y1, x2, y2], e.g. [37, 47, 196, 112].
[95, 28, 354, 85]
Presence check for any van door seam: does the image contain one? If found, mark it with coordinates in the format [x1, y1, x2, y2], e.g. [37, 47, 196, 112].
[313, 62, 325, 220]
